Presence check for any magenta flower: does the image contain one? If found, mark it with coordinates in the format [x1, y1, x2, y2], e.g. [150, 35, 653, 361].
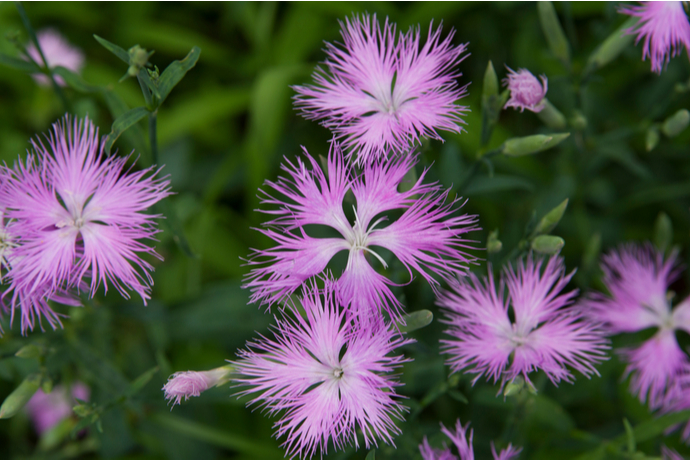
[294, 14, 469, 164]
[419, 419, 521, 460]
[0, 115, 170, 331]
[233, 279, 410, 459]
[163, 366, 233, 408]
[26, 28, 85, 86]
[244, 141, 478, 323]
[503, 67, 548, 113]
[585, 244, 690, 408]
[620, 1, 690, 74]
[661, 445, 684, 460]
[439, 256, 608, 389]
[25, 382, 89, 434]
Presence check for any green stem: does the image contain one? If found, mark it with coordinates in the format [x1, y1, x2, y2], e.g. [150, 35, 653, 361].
[456, 148, 502, 195]
[149, 111, 159, 165]
[15, 1, 71, 113]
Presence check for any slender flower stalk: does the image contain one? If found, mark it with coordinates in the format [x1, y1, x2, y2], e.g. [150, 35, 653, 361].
[233, 279, 410, 459]
[163, 365, 234, 408]
[244, 141, 478, 323]
[294, 13, 469, 164]
[0, 115, 171, 333]
[503, 67, 548, 113]
[620, 1, 690, 74]
[419, 419, 521, 460]
[585, 243, 690, 408]
[440, 256, 608, 389]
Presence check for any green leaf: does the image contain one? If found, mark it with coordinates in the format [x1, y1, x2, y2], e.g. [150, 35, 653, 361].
[502, 133, 570, 156]
[94, 35, 130, 64]
[538, 2, 571, 65]
[653, 212, 673, 254]
[151, 413, 283, 458]
[157, 199, 197, 259]
[365, 450, 376, 460]
[397, 310, 433, 333]
[0, 53, 40, 73]
[15, 344, 43, 359]
[464, 174, 535, 196]
[157, 46, 201, 105]
[623, 418, 635, 454]
[126, 366, 159, 397]
[52, 66, 102, 93]
[611, 410, 690, 448]
[0, 373, 41, 419]
[104, 106, 150, 155]
[534, 199, 569, 236]
[532, 235, 565, 254]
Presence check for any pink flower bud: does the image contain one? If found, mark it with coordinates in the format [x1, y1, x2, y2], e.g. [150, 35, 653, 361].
[502, 67, 548, 113]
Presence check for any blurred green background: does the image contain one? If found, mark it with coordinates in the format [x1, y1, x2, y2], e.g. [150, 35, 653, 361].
[0, 2, 689, 459]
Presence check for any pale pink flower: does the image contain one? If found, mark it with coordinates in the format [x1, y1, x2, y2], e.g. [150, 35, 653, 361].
[0, 115, 171, 331]
[26, 28, 85, 86]
[233, 279, 410, 459]
[294, 14, 469, 164]
[244, 141, 478, 323]
[661, 445, 685, 460]
[440, 256, 608, 389]
[419, 419, 521, 460]
[585, 243, 690, 408]
[163, 366, 233, 408]
[621, 1, 690, 74]
[25, 382, 89, 434]
[503, 67, 548, 113]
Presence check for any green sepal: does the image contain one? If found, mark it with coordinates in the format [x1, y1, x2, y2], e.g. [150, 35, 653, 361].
[537, 99, 567, 130]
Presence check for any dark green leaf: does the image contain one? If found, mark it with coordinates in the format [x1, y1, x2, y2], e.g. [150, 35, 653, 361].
[126, 366, 159, 397]
[53, 66, 102, 93]
[157, 46, 201, 105]
[365, 450, 376, 460]
[0, 53, 40, 73]
[94, 35, 130, 63]
[464, 174, 535, 196]
[104, 106, 150, 155]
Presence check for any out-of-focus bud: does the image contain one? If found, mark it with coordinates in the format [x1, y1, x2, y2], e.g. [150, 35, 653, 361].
[502, 133, 570, 157]
[531, 235, 564, 254]
[534, 199, 569, 235]
[585, 17, 636, 73]
[503, 376, 525, 397]
[487, 229, 503, 254]
[163, 365, 234, 408]
[483, 60, 499, 98]
[653, 212, 673, 254]
[646, 126, 660, 152]
[662, 109, 690, 137]
[0, 373, 41, 419]
[569, 110, 587, 131]
[121, 44, 154, 81]
[537, 99, 567, 129]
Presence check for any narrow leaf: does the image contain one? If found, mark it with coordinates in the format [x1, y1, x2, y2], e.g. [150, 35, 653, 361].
[52, 66, 102, 93]
[534, 198, 569, 235]
[127, 366, 159, 397]
[365, 450, 376, 460]
[537, 2, 571, 65]
[104, 107, 150, 155]
[93, 35, 130, 63]
[0, 53, 40, 73]
[157, 46, 201, 104]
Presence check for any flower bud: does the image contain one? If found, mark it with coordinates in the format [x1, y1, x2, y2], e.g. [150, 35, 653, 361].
[531, 235, 564, 254]
[502, 133, 570, 157]
[0, 373, 41, 419]
[487, 229, 503, 254]
[503, 68, 548, 113]
[646, 126, 660, 152]
[163, 366, 233, 408]
[662, 109, 690, 138]
[534, 199, 569, 236]
[537, 2, 570, 65]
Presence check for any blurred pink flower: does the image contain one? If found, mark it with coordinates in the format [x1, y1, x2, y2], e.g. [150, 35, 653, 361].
[294, 14, 469, 164]
[244, 141, 478, 323]
[503, 67, 548, 113]
[26, 28, 85, 86]
[25, 382, 89, 434]
[620, 1, 690, 73]
[440, 256, 608, 389]
[585, 244, 690, 408]
[419, 419, 521, 460]
[234, 279, 410, 459]
[0, 115, 171, 333]
[661, 445, 684, 460]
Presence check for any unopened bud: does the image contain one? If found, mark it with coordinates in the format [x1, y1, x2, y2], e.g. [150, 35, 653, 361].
[646, 126, 660, 152]
[662, 109, 690, 137]
[487, 229, 503, 254]
[163, 365, 233, 408]
[532, 235, 565, 254]
[534, 199, 568, 235]
[502, 133, 570, 157]
[0, 373, 41, 419]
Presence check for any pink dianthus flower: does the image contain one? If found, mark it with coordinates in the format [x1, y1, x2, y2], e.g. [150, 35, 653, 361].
[25, 382, 89, 434]
[26, 28, 85, 86]
[244, 141, 478, 323]
[419, 419, 521, 460]
[585, 243, 690, 409]
[620, 1, 690, 74]
[0, 115, 171, 333]
[294, 14, 469, 165]
[503, 67, 548, 113]
[439, 256, 608, 389]
[233, 279, 410, 459]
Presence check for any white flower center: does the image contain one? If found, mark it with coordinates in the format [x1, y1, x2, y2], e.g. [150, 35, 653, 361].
[345, 206, 388, 270]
